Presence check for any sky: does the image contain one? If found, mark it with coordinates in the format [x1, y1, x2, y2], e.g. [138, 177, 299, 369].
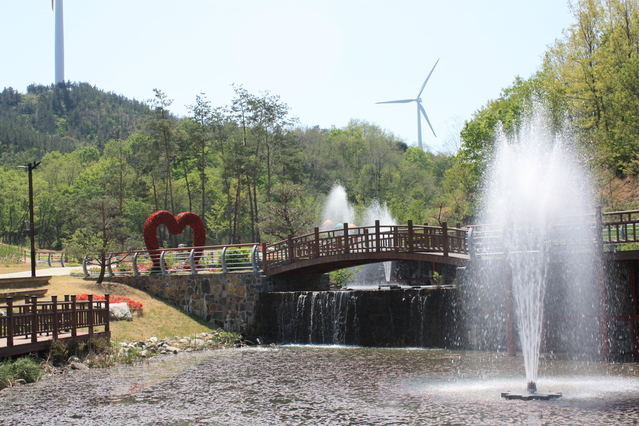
[1, 0, 574, 153]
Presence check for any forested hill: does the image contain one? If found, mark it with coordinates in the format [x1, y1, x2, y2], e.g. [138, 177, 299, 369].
[0, 82, 147, 164]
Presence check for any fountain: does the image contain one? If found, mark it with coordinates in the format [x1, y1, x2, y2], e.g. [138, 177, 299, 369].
[320, 184, 398, 288]
[363, 199, 396, 283]
[321, 183, 355, 228]
[472, 106, 599, 399]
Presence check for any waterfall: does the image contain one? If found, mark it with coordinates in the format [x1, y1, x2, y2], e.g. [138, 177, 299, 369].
[260, 289, 458, 348]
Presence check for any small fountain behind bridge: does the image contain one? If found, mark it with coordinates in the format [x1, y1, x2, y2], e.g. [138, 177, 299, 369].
[320, 183, 398, 288]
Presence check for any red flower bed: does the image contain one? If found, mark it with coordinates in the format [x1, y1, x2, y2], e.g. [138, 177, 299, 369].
[76, 294, 144, 314]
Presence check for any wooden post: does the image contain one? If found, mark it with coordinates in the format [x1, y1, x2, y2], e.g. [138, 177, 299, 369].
[262, 244, 268, 271]
[71, 295, 77, 337]
[52, 295, 58, 340]
[442, 222, 449, 257]
[364, 228, 370, 253]
[375, 220, 381, 253]
[393, 225, 398, 251]
[407, 220, 414, 253]
[30, 295, 38, 343]
[343, 223, 350, 254]
[288, 235, 294, 262]
[314, 227, 320, 258]
[6, 297, 13, 347]
[88, 294, 94, 340]
[104, 294, 110, 335]
[424, 223, 430, 249]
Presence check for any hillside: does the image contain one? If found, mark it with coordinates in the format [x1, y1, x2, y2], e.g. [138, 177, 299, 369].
[0, 82, 147, 163]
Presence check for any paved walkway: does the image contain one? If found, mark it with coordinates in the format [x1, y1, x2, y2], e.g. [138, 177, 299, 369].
[0, 267, 75, 279]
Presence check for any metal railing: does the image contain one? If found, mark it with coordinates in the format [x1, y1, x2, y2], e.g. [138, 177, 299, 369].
[35, 250, 66, 267]
[82, 244, 262, 278]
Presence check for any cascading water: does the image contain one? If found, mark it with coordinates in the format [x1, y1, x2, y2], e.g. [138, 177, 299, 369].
[475, 106, 599, 396]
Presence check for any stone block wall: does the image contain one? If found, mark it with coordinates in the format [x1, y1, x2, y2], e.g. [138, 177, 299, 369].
[108, 273, 267, 335]
[107, 272, 329, 336]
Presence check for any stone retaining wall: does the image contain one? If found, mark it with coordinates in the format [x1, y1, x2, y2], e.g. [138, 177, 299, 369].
[107, 272, 328, 335]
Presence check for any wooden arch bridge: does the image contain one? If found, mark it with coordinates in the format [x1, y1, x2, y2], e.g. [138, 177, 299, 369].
[262, 220, 468, 275]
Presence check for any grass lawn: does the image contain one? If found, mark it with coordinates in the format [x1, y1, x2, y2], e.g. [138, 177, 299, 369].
[1, 274, 217, 343]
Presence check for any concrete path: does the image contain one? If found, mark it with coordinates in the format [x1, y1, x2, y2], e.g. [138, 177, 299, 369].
[0, 267, 75, 279]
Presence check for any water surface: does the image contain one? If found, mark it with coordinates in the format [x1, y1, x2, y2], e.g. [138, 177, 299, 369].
[1, 346, 639, 425]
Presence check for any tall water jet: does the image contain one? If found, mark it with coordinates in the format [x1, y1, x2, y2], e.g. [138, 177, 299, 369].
[474, 106, 599, 398]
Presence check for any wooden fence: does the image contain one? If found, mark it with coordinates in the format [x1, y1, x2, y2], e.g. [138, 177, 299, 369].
[0, 294, 110, 357]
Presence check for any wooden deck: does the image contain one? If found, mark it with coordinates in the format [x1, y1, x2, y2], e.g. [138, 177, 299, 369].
[0, 329, 110, 357]
[0, 294, 111, 358]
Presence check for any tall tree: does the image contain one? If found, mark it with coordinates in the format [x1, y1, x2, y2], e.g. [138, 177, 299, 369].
[187, 93, 215, 221]
[145, 89, 177, 213]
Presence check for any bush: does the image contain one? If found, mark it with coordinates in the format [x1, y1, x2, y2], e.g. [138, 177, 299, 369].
[49, 339, 69, 364]
[224, 247, 252, 269]
[329, 267, 360, 287]
[0, 357, 42, 388]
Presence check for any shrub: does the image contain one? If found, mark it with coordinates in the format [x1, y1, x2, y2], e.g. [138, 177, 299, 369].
[0, 357, 42, 388]
[329, 267, 360, 287]
[49, 339, 69, 363]
[224, 247, 252, 269]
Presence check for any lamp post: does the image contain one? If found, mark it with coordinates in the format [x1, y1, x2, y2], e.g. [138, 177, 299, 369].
[18, 161, 41, 277]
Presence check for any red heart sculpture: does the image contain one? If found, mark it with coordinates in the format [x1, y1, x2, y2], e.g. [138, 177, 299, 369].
[143, 210, 207, 270]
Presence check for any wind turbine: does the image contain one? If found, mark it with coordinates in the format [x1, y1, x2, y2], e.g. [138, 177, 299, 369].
[52, 0, 64, 83]
[377, 59, 439, 149]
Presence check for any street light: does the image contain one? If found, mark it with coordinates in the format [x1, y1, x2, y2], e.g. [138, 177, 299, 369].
[18, 161, 41, 277]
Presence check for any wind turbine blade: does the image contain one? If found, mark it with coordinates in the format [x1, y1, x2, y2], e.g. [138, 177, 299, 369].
[376, 99, 416, 104]
[417, 58, 440, 98]
[419, 102, 437, 138]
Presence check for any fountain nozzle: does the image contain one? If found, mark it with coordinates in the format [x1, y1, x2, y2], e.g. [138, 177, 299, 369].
[527, 381, 537, 393]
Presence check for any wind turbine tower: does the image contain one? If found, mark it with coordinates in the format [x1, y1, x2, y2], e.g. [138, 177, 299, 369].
[377, 59, 439, 149]
[53, 0, 64, 83]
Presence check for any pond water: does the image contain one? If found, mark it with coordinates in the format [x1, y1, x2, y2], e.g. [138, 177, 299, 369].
[2, 346, 639, 425]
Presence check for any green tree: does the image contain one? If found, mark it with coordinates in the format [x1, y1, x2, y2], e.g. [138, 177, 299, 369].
[144, 89, 177, 213]
[64, 197, 126, 284]
[259, 182, 316, 241]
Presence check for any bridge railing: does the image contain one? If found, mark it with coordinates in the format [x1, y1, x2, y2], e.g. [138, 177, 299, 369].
[263, 220, 468, 271]
[468, 212, 605, 259]
[82, 244, 262, 278]
[602, 209, 639, 246]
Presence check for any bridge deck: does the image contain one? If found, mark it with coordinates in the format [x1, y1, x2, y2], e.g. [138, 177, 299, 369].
[265, 251, 469, 275]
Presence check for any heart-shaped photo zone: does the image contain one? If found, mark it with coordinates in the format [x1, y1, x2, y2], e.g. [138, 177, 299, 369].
[143, 210, 207, 270]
